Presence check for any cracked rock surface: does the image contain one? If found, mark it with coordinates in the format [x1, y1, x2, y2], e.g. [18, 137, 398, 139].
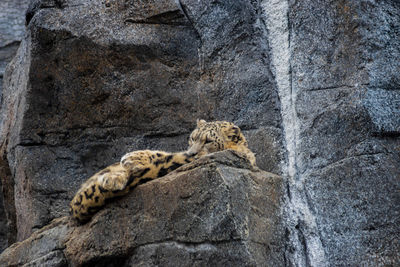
[0, 0, 282, 244]
[0, 151, 284, 267]
[0, 0, 399, 266]
[0, 0, 31, 253]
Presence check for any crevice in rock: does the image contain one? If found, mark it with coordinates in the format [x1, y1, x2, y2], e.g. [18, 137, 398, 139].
[295, 221, 311, 267]
[0, 179, 6, 253]
[175, 0, 205, 75]
[372, 131, 400, 138]
[0, 151, 17, 249]
[176, 0, 203, 45]
[82, 255, 126, 267]
[0, 41, 21, 51]
[314, 152, 387, 173]
[304, 84, 368, 92]
[25, 0, 72, 26]
[125, 10, 190, 26]
[15, 142, 46, 147]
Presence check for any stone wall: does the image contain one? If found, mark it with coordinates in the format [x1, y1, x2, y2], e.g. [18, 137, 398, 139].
[0, 0, 399, 266]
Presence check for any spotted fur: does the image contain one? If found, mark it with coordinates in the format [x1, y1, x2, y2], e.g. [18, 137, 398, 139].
[188, 119, 256, 166]
[70, 120, 256, 223]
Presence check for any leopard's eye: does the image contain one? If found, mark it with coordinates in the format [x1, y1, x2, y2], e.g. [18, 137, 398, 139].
[205, 138, 213, 144]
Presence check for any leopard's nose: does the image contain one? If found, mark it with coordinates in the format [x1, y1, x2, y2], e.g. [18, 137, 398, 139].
[186, 143, 203, 156]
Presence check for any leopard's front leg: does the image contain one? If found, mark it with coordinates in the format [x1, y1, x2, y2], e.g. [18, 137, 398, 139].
[120, 150, 156, 189]
[70, 163, 130, 223]
[96, 150, 154, 192]
[120, 150, 195, 189]
[98, 163, 130, 191]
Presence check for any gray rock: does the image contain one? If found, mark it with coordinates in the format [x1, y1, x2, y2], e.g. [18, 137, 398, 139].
[0, 0, 282, 243]
[0, 0, 399, 265]
[0, 151, 284, 267]
[0, 180, 6, 253]
[305, 153, 400, 266]
[0, 0, 30, 252]
[286, 0, 400, 265]
[0, 217, 70, 267]
[1, 0, 200, 242]
[0, 0, 30, 104]
[0, 42, 20, 103]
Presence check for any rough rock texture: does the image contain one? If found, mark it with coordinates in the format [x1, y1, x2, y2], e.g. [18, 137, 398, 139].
[0, 183, 6, 253]
[0, 0, 31, 253]
[285, 1, 400, 266]
[0, 0, 399, 266]
[0, 151, 284, 266]
[0, 0, 30, 103]
[0, 0, 283, 243]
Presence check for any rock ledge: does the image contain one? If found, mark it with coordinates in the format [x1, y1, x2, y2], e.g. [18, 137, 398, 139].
[0, 150, 283, 267]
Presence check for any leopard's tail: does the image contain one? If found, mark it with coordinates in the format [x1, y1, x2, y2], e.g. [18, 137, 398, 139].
[69, 165, 129, 223]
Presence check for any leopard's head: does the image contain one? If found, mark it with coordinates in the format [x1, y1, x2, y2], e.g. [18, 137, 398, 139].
[187, 119, 248, 158]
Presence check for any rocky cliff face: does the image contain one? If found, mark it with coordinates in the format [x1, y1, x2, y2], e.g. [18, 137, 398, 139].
[0, 0, 399, 266]
[0, 0, 31, 252]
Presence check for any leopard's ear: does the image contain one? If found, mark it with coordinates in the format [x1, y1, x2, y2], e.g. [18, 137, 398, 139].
[230, 124, 241, 135]
[228, 125, 242, 143]
[196, 119, 207, 128]
[231, 125, 240, 131]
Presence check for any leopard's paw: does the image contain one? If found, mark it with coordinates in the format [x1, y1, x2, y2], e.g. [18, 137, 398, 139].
[98, 167, 129, 191]
[120, 151, 151, 170]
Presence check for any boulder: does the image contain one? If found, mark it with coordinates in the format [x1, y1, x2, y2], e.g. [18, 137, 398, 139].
[0, 151, 284, 266]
